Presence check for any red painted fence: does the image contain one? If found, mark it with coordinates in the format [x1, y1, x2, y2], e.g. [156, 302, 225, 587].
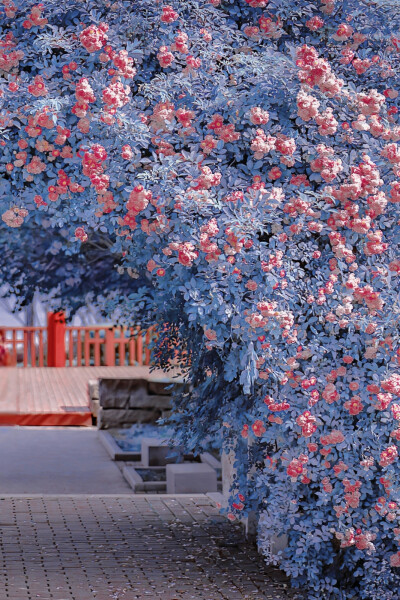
[0, 312, 153, 368]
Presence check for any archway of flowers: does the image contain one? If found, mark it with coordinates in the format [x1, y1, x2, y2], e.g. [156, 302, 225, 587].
[1, 1, 400, 598]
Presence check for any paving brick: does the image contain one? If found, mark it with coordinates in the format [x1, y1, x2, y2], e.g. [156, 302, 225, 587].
[0, 496, 299, 600]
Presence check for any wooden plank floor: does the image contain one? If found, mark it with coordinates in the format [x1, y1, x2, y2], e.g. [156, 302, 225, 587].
[0, 366, 163, 426]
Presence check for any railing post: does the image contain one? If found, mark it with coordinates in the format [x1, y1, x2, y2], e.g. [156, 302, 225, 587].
[105, 328, 115, 366]
[47, 311, 66, 367]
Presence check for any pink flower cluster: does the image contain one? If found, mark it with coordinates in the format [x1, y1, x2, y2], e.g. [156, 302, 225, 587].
[80, 22, 108, 53]
[1, 207, 28, 228]
[27, 75, 47, 97]
[296, 411, 317, 437]
[73, 78, 96, 118]
[160, 5, 179, 23]
[81, 144, 109, 192]
[286, 454, 308, 480]
[379, 445, 398, 467]
[382, 374, 400, 396]
[310, 145, 343, 183]
[22, 4, 48, 29]
[320, 430, 345, 445]
[207, 114, 240, 143]
[102, 80, 131, 109]
[249, 107, 270, 125]
[296, 45, 343, 97]
[0, 32, 24, 72]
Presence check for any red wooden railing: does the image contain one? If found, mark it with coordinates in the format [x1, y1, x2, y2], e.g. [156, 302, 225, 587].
[0, 313, 153, 368]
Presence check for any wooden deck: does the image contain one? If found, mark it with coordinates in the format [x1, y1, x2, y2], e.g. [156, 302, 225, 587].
[0, 366, 165, 426]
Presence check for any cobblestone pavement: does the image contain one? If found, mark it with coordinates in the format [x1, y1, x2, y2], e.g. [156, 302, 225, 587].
[0, 495, 297, 600]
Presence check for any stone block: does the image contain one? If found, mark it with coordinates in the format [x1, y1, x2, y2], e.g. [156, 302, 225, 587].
[200, 452, 222, 471]
[88, 379, 99, 400]
[166, 463, 217, 494]
[141, 437, 181, 466]
[148, 380, 187, 395]
[88, 380, 100, 419]
[147, 381, 173, 396]
[99, 379, 148, 409]
[142, 395, 171, 409]
[97, 408, 160, 429]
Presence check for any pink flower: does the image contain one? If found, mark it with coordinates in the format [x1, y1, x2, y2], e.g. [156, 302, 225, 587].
[127, 185, 152, 214]
[286, 458, 305, 479]
[27, 75, 47, 97]
[244, 0, 269, 6]
[306, 16, 324, 30]
[297, 89, 320, 122]
[251, 420, 266, 437]
[172, 31, 189, 53]
[146, 259, 158, 272]
[250, 107, 269, 125]
[382, 374, 400, 396]
[25, 156, 46, 174]
[176, 108, 195, 128]
[296, 411, 317, 437]
[353, 58, 371, 75]
[121, 145, 134, 160]
[251, 129, 276, 159]
[320, 429, 345, 446]
[245, 280, 257, 291]
[2, 208, 27, 228]
[80, 23, 108, 53]
[316, 108, 338, 136]
[264, 395, 290, 412]
[160, 5, 178, 23]
[332, 23, 353, 41]
[102, 81, 130, 108]
[344, 397, 363, 415]
[275, 135, 296, 156]
[204, 328, 217, 341]
[177, 242, 198, 267]
[357, 90, 386, 116]
[390, 552, 400, 567]
[379, 445, 398, 467]
[322, 383, 339, 404]
[75, 227, 88, 242]
[75, 78, 96, 103]
[390, 181, 400, 203]
[258, 16, 282, 39]
[157, 46, 175, 68]
[268, 167, 282, 180]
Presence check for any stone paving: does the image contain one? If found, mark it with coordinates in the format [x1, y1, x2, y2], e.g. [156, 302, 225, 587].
[0, 428, 132, 494]
[0, 495, 297, 600]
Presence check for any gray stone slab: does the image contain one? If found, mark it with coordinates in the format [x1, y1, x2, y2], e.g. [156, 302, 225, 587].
[99, 378, 149, 409]
[147, 380, 173, 395]
[97, 407, 160, 429]
[141, 437, 181, 466]
[166, 463, 218, 494]
[201, 452, 222, 472]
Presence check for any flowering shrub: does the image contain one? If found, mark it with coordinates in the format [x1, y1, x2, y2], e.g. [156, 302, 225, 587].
[1, 0, 400, 598]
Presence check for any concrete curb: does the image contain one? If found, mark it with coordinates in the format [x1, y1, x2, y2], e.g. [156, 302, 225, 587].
[122, 465, 166, 493]
[97, 430, 141, 461]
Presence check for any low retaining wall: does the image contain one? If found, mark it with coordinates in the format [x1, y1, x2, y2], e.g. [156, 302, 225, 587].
[90, 377, 185, 428]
